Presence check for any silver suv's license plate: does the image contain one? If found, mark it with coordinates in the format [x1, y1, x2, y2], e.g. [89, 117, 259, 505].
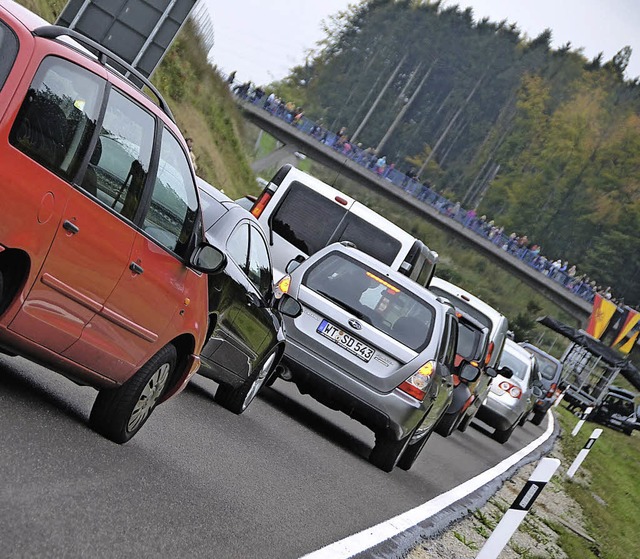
[317, 320, 374, 362]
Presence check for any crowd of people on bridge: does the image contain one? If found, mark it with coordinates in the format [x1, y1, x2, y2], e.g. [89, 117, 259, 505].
[227, 75, 621, 307]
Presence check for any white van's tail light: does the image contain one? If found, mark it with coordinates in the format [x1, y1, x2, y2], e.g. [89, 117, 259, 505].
[546, 383, 557, 398]
[485, 341, 495, 366]
[274, 275, 291, 299]
[398, 361, 435, 401]
[251, 191, 273, 218]
[499, 381, 522, 399]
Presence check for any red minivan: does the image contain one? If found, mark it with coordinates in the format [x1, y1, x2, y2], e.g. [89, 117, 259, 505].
[0, 1, 224, 442]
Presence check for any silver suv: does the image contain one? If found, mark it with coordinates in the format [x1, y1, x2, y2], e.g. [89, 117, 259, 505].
[273, 243, 471, 472]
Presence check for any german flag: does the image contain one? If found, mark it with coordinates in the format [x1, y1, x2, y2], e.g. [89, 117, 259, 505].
[612, 309, 640, 355]
[585, 293, 618, 340]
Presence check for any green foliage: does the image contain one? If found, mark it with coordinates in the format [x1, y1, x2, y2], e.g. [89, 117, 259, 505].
[453, 531, 478, 550]
[278, 0, 640, 305]
[556, 406, 640, 559]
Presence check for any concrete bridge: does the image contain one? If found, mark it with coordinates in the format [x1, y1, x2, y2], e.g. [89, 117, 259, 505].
[238, 100, 592, 325]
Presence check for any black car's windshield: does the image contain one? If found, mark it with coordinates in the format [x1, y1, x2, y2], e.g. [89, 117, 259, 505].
[457, 321, 486, 361]
[305, 253, 435, 351]
[528, 352, 558, 381]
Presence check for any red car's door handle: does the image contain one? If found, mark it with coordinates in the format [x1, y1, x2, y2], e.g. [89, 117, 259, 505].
[62, 220, 79, 234]
[129, 262, 144, 275]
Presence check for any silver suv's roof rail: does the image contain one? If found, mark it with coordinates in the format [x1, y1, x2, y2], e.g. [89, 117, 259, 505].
[33, 25, 175, 122]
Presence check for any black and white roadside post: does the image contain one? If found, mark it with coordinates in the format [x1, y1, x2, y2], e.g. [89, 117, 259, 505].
[567, 428, 602, 479]
[476, 458, 560, 559]
[553, 388, 567, 408]
[570, 406, 593, 437]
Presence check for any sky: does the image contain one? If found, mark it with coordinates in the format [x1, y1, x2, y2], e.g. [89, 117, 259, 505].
[205, 0, 640, 86]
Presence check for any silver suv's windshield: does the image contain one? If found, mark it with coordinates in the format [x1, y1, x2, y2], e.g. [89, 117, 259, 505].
[304, 253, 435, 350]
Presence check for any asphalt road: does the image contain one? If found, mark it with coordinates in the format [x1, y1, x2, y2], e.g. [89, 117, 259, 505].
[0, 354, 547, 558]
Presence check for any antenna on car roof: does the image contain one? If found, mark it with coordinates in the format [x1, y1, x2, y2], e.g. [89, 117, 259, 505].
[329, 153, 351, 189]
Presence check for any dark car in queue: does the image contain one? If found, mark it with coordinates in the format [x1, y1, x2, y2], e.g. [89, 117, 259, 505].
[520, 342, 563, 425]
[196, 178, 301, 414]
[434, 311, 488, 437]
[428, 277, 509, 434]
[273, 242, 468, 473]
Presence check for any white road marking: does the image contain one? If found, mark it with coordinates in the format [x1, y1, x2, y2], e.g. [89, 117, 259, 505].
[301, 413, 555, 559]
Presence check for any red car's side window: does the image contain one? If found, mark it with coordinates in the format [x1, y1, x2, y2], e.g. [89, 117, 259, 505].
[9, 56, 105, 180]
[87, 87, 155, 220]
[143, 127, 199, 257]
[0, 19, 18, 91]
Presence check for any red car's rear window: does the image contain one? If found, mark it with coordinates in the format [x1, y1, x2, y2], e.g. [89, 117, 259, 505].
[0, 19, 19, 91]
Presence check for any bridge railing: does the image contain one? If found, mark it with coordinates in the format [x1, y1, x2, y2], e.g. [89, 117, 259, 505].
[237, 89, 597, 305]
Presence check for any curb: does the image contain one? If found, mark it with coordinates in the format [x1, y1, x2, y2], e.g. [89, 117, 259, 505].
[303, 414, 560, 559]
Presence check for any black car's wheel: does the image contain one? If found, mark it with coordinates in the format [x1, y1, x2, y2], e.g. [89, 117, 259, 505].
[518, 410, 530, 426]
[493, 418, 518, 444]
[90, 344, 176, 443]
[457, 410, 475, 432]
[531, 410, 546, 426]
[215, 349, 279, 414]
[397, 423, 434, 471]
[434, 411, 459, 437]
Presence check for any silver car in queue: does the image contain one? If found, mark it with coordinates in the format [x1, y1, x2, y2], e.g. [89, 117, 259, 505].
[477, 338, 542, 443]
[274, 243, 469, 472]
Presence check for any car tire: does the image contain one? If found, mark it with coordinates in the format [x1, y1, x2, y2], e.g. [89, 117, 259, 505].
[493, 419, 518, 444]
[397, 423, 434, 471]
[457, 410, 475, 433]
[518, 410, 530, 426]
[369, 430, 414, 473]
[531, 410, 545, 426]
[434, 411, 459, 437]
[214, 349, 279, 414]
[89, 344, 176, 444]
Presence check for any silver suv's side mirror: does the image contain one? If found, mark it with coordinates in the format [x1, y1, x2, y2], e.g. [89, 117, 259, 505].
[285, 255, 306, 274]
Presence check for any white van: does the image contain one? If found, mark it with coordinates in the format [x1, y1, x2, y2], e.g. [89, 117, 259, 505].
[247, 165, 438, 283]
[428, 276, 510, 432]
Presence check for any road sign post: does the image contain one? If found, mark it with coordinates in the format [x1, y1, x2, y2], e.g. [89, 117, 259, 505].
[570, 406, 593, 437]
[567, 428, 602, 479]
[476, 458, 560, 559]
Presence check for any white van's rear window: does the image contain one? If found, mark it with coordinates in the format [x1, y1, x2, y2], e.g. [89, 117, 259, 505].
[272, 181, 401, 264]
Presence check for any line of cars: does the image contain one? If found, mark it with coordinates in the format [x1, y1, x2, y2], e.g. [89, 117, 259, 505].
[0, 2, 301, 443]
[1, 1, 551, 473]
[238, 164, 550, 470]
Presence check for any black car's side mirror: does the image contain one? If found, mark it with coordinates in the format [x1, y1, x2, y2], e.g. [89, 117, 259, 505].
[485, 366, 498, 378]
[277, 294, 302, 318]
[457, 362, 481, 383]
[532, 385, 544, 399]
[498, 366, 513, 379]
[285, 255, 306, 274]
[191, 243, 226, 274]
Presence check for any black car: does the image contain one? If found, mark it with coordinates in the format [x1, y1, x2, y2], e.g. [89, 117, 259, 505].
[196, 178, 301, 413]
[591, 386, 638, 436]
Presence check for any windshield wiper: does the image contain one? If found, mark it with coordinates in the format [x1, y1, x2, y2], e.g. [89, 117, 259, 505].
[316, 290, 371, 323]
